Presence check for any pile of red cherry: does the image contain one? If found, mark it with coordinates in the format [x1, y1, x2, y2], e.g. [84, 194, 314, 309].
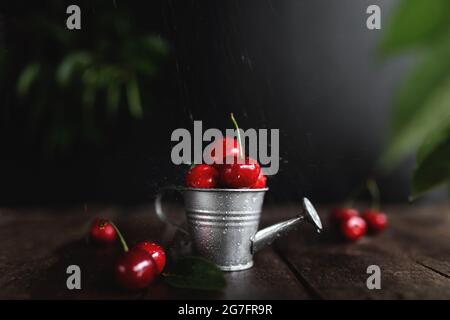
[330, 207, 388, 241]
[330, 179, 388, 242]
[90, 218, 166, 290]
[185, 137, 266, 189]
[185, 114, 266, 189]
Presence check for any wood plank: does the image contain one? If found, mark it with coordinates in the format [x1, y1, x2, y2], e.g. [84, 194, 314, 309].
[1, 203, 449, 299]
[382, 203, 450, 279]
[140, 247, 309, 300]
[0, 204, 307, 299]
[0, 205, 175, 299]
[141, 222, 309, 299]
[273, 203, 450, 299]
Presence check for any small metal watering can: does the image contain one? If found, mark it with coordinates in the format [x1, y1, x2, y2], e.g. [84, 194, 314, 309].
[155, 187, 322, 271]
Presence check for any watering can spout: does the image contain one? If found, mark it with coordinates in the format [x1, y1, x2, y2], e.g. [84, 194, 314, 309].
[250, 197, 323, 253]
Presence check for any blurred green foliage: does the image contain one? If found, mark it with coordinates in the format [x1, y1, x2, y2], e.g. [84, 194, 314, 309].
[1, 2, 168, 153]
[380, 0, 450, 198]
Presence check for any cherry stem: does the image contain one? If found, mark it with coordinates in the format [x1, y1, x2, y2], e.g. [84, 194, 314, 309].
[110, 221, 129, 252]
[345, 181, 365, 208]
[230, 113, 244, 159]
[366, 178, 381, 211]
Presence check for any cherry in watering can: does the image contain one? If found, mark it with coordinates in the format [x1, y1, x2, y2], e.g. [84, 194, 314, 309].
[155, 187, 322, 271]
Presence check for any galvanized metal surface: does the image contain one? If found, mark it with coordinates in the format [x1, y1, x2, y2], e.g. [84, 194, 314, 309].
[155, 187, 322, 271]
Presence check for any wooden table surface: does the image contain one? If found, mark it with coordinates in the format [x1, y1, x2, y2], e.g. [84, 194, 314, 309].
[1, 202, 449, 300]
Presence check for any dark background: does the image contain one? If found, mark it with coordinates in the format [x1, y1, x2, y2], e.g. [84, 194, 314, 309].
[0, 0, 420, 205]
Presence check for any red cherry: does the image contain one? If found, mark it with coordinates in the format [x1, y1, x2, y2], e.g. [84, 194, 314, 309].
[133, 241, 166, 274]
[115, 248, 157, 290]
[205, 137, 240, 165]
[251, 172, 267, 188]
[361, 209, 388, 234]
[185, 164, 219, 188]
[330, 208, 359, 224]
[219, 157, 261, 188]
[340, 216, 367, 241]
[90, 218, 117, 244]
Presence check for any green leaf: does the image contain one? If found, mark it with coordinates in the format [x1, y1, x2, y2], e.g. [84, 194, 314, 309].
[164, 256, 226, 291]
[392, 41, 450, 132]
[56, 52, 93, 86]
[412, 135, 450, 199]
[106, 81, 121, 116]
[379, 0, 450, 56]
[416, 128, 450, 166]
[17, 63, 40, 96]
[140, 35, 169, 56]
[126, 77, 143, 118]
[131, 58, 157, 75]
[82, 68, 99, 87]
[82, 85, 96, 107]
[381, 65, 450, 168]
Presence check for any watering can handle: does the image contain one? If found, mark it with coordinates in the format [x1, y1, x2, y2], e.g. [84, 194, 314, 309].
[154, 186, 190, 236]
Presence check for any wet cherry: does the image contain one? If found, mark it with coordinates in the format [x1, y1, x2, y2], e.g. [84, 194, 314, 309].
[340, 216, 367, 241]
[109, 222, 158, 290]
[220, 157, 261, 188]
[330, 208, 359, 224]
[90, 218, 117, 244]
[217, 114, 261, 188]
[185, 164, 219, 188]
[251, 172, 267, 188]
[362, 209, 388, 234]
[133, 241, 166, 274]
[205, 137, 240, 165]
[115, 248, 157, 290]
